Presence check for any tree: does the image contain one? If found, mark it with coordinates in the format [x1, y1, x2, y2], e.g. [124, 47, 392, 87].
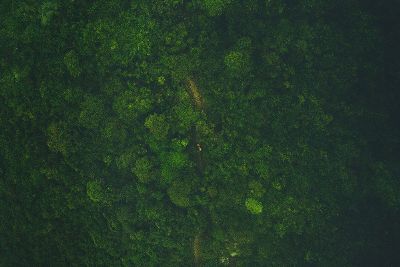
[167, 180, 191, 207]
[63, 50, 81, 78]
[245, 198, 263, 215]
[201, 0, 232, 16]
[113, 88, 153, 124]
[79, 96, 105, 130]
[133, 157, 154, 183]
[145, 113, 169, 140]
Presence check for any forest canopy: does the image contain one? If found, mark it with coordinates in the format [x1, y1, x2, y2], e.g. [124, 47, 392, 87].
[1, 0, 399, 266]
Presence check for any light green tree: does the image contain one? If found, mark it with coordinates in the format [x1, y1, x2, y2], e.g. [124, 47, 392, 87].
[145, 113, 169, 140]
[245, 198, 263, 214]
[133, 157, 153, 183]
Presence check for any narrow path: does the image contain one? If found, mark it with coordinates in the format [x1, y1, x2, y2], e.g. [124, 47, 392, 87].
[187, 78, 204, 111]
[193, 233, 202, 266]
[186, 77, 205, 266]
[186, 77, 206, 174]
[186, 78, 236, 267]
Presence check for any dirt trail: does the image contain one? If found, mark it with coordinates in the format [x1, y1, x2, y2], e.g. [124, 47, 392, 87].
[187, 78, 235, 266]
[193, 233, 202, 266]
[187, 78, 204, 111]
[186, 78, 205, 266]
[187, 77, 206, 174]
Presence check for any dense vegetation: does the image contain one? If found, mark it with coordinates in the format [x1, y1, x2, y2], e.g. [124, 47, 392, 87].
[1, 0, 399, 266]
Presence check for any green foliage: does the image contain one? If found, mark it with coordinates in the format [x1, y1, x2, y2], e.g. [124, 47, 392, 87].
[86, 180, 104, 203]
[47, 123, 67, 154]
[1, 0, 399, 266]
[224, 51, 249, 74]
[171, 138, 189, 151]
[40, 1, 58, 26]
[113, 88, 153, 123]
[164, 23, 189, 52]
[160, 151, 189, 183]
[64, 50, 81, 77]
[79, 96, 105, 129]
[168, 151, 188, 169]
[224, 38, 252, 77]
[201, 0, 232, 16]
[133, 157, 153, 183]
[167, 181, 191, 207]
[172, 89, 200, 133]
[248, 180, 265, 198]
[145, 113, 169, 140]
[81, 11, 154, 70]
[101, 119, 127, 143]
[245, 198, 263, 214]
[373, 162, 400, 208]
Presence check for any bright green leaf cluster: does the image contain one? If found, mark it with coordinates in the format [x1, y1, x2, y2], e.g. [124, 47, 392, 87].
[245, 198, 263, 214]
